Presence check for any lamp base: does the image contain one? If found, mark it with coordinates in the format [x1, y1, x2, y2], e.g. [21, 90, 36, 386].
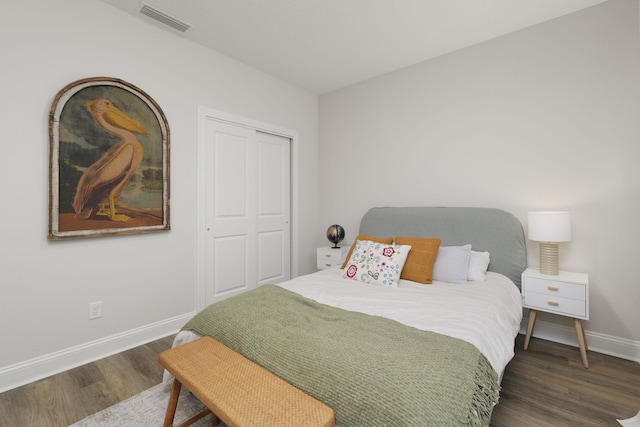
[539, 242, 559, 275]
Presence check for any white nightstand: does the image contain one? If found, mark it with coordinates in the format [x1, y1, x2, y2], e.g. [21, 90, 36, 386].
[317, 245, 350, 270]
[522, 268, 590, 368]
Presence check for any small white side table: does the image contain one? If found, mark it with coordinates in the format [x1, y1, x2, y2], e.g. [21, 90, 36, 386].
[521, 268, 590, 368]
[316, 245, 350, 270]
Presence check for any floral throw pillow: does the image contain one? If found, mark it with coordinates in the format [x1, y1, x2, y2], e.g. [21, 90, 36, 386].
[342, 239, 412, 287]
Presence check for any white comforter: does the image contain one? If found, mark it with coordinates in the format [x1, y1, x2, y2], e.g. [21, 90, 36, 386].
[169, 268, 523, 381]
[277, 268, 523, 378]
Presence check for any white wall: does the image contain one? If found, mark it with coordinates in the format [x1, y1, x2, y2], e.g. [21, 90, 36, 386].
[319, 0, 640, 359]
[0, 0, 319, 390]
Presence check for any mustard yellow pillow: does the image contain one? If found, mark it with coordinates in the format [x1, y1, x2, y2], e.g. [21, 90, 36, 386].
[340, 234, 393, 269]
[395, 236, 441, 284]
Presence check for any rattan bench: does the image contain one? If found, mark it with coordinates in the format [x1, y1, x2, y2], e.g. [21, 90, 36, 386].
[158, 336, 335, 427]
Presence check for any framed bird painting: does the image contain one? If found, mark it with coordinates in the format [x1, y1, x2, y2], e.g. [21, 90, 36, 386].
[48, 77, 170, 239]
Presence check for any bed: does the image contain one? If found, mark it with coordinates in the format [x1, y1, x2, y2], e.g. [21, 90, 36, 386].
[168, 207, 526, 426]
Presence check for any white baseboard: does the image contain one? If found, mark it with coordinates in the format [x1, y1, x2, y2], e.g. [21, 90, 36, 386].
[0, 312, 196, 394]
[520, 317, 640, 364]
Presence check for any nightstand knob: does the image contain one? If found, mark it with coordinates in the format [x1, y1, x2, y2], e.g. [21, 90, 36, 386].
[547, 301, 559, 307]
[325, 254, 331, 258]
[547, 286, 559, 291]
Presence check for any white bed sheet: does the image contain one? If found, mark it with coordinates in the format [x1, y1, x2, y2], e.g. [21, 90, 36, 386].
[167, 268, 523, 383]
[277, 268, 523, 378]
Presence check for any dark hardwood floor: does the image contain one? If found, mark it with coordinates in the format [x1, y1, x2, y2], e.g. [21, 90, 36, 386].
[492, 334, 640, 427]
[0, 335, 175, 427]
[0, 333, 638, 426]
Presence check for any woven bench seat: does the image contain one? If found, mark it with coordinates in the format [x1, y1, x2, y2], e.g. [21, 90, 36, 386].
[158, 336, 335, 427]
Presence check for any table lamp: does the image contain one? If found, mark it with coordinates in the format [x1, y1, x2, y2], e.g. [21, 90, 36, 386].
[527, 211, 571, 275]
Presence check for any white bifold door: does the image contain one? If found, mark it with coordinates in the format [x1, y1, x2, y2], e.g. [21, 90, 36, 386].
[203, 119, 291, 306]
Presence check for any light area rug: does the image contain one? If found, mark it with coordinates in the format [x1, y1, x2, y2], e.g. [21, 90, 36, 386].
[619, 411, 640, 426]
[70, 382, 224, 427]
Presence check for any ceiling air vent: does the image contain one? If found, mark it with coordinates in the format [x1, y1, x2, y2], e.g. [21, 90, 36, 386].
[139, 3, 191, 33]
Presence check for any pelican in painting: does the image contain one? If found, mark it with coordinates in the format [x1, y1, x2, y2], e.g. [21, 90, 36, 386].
[73, 98, 148, 222]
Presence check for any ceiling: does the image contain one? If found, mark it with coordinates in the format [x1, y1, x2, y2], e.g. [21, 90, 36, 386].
[100, 0, 607, 94]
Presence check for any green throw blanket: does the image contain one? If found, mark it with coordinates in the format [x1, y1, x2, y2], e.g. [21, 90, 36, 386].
[183, 285, 499, 426]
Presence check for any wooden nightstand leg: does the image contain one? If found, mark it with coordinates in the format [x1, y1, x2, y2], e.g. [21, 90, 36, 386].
[574, 318, 589, 368]
[524, 309, 538, 350]
[581, 325, 589, 351]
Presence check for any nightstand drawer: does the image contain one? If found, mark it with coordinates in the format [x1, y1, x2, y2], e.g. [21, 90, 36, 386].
[317, 248, 346, 261]
[524, 292, 587, 318]
[524, 277, 586, 300]
[317, 258, 343, 270]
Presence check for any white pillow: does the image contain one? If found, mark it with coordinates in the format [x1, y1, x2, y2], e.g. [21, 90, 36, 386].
[343, 239, 412, 287]
[432, 244, 472, 284]
[468, 250, 490, 282]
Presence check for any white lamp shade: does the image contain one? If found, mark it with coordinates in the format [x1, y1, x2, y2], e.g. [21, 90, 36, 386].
[527, 211, 571, 242]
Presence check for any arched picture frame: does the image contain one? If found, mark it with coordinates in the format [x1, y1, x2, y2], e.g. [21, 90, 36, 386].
[48, 77, 170, 239]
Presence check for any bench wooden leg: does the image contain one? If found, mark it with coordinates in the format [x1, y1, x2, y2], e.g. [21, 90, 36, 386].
[176, 409, 214, 427]
[163, 378, 217, 427]
[164, 379, 183, 427]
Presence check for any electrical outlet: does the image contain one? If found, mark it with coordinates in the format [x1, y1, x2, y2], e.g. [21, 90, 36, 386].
[89, 301, 102, 320]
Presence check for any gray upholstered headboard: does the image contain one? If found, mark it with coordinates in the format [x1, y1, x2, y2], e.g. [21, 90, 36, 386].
[359, 207, 527, 288]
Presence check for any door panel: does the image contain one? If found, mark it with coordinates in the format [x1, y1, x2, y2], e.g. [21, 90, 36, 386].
[258, 231, 284, 282]
[258, 137, 285, 215]
[214, 131, 249, 218]
[214, 235, 247, 294]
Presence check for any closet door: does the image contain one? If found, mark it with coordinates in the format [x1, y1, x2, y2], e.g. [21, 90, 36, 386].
[203, 119, 290, 306]
[255, 131, 291, 287]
